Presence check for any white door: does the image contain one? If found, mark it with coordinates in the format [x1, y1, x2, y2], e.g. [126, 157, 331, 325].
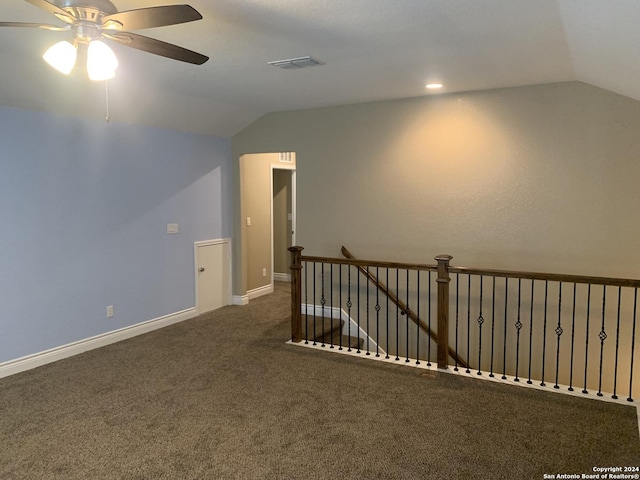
[196, 241, 230, 314]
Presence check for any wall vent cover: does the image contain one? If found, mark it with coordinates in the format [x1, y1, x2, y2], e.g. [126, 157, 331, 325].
[279, 152, 294, 163]
[268, 56, 324, 69]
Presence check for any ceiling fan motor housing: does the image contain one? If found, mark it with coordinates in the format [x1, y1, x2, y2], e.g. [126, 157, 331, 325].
[54, 0, 118, 16]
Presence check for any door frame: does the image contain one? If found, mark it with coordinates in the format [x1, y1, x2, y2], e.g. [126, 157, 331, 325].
[194, 238, 232, 314]
[270, 164, 296, 283]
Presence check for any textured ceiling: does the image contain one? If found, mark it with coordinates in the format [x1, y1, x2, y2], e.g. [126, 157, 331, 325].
[0, 0, 637, 137]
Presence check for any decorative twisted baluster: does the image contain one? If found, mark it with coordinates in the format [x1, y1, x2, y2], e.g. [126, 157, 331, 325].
[554, 283, 563, 389]
[597, 287, 608, 397]
[514, 279, 522, 382]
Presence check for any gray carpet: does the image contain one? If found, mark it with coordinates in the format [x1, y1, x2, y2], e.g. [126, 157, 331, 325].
[0, 283, 638, 479]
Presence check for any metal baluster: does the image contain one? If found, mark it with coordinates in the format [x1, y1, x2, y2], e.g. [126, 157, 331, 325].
[366, 268, 370, 355]
[312, 262, 317, 345]
[339, 264, 343, 351]
[597, 287, 607, 397]
[582, 284, 591, 394]
[527, 280, 535, 385]
[554, 282, 563, 389]
[568, 283, 577, 391]
[330, 264, 334, 349]
[466, 275, 471, 374]
[304, 261, 309, 344]
[454, 273, 460, 372]
[428, 271, 432, 366]
[356, 266, 361, 354]
[395, 268, 400, 361]
[514, 279, 522, 382]
[375, 267, 381, 358]
[612, 287, 622, 399]
[502, 278, 508, 380]
[385, 268, 390, 359]
[628, 288, 637, 402]
[477, 275, 484, 375]
[490, 276, 496, 377]
[541, 281, 548, 387]
[347, 265, 352, 352]
[320, 263, 325, 347]
[405, 269, 410, 362]
[416, 271, 421, 365]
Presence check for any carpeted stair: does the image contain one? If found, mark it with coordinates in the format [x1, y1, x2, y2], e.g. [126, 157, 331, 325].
[303, 315, 364, 349]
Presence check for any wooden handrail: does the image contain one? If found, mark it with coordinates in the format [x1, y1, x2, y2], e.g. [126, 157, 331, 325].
[301, 250, 640, 289]
[341, 246, 468, 368]
[292, 244, 640, 374]
[448, 266, 640, 288]
[300, 254, 438, 272]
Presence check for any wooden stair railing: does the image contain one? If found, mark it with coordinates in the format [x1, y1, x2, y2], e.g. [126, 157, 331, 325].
[341, 246, 468, 369]
[291, 245, 640, 399]
[289, 246, 365, 350]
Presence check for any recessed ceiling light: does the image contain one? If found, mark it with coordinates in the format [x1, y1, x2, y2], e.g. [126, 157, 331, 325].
[426, 83, 443, 90]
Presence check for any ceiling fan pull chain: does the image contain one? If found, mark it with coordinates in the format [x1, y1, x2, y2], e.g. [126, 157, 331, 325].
[105, 80, 110, 123]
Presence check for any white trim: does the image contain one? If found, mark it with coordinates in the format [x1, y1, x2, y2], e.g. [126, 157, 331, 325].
[291, 170, 296, 247]
[270, 163, 296, 287]
[247, 283, 274, 300]
[233, 295, 249, 306]
[194, 238, 233, 314]
[0, 307, 198, 380]
[288, 340, 640, 436]
[274, 273, 291, 282]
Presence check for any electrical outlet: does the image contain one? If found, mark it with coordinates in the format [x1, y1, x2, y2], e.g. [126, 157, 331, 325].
[106, 305, 114, 318]
[262, 268, 267, 277]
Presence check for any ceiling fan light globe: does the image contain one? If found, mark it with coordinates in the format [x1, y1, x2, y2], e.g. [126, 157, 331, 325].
[87, 40, 118, 81]
[43, 41, 77, 75]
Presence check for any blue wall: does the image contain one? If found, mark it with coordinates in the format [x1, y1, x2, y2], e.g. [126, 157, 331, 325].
[0, 106, 232, 363]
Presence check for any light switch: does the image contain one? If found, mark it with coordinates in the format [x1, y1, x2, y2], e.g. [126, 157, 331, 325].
[167, 223, 179, 234]
[246, 217, 251, 227]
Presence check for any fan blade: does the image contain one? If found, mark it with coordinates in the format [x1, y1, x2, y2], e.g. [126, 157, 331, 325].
[0, 21, 68, 32]
[105, 31, 208, 65]
[23, 0, 75, 24]
[101, 5, 202, 31]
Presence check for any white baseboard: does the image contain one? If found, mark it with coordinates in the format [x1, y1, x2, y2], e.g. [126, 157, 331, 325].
[247, 284, 274, 300]
[0, 307, 198, 380]
[274, 273, 291, 282]
[232, 295, 249, 306]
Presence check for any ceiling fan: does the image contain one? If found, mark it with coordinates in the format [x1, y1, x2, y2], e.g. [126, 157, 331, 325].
[0, 0, 209, 80]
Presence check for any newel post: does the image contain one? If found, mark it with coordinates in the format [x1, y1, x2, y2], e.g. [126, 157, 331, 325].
[435, 254, 453, 369]
[289, 246, 304, 342]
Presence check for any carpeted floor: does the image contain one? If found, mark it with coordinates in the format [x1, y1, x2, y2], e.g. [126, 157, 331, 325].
[0, 282, 638, 479]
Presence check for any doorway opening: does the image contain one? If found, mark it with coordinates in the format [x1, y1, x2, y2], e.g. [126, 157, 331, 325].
[237, 152, 296, 303]
[272, 165, 296, 282]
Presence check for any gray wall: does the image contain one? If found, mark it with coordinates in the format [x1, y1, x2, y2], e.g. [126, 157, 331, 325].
[232, 82, 640, 284]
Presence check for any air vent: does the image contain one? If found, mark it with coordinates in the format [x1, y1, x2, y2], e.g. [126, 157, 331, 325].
[268, 56, 324, 69]
[279, 152, 294, 163]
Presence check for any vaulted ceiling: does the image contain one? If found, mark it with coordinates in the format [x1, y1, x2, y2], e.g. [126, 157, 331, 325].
[0, 0, 638, 137]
